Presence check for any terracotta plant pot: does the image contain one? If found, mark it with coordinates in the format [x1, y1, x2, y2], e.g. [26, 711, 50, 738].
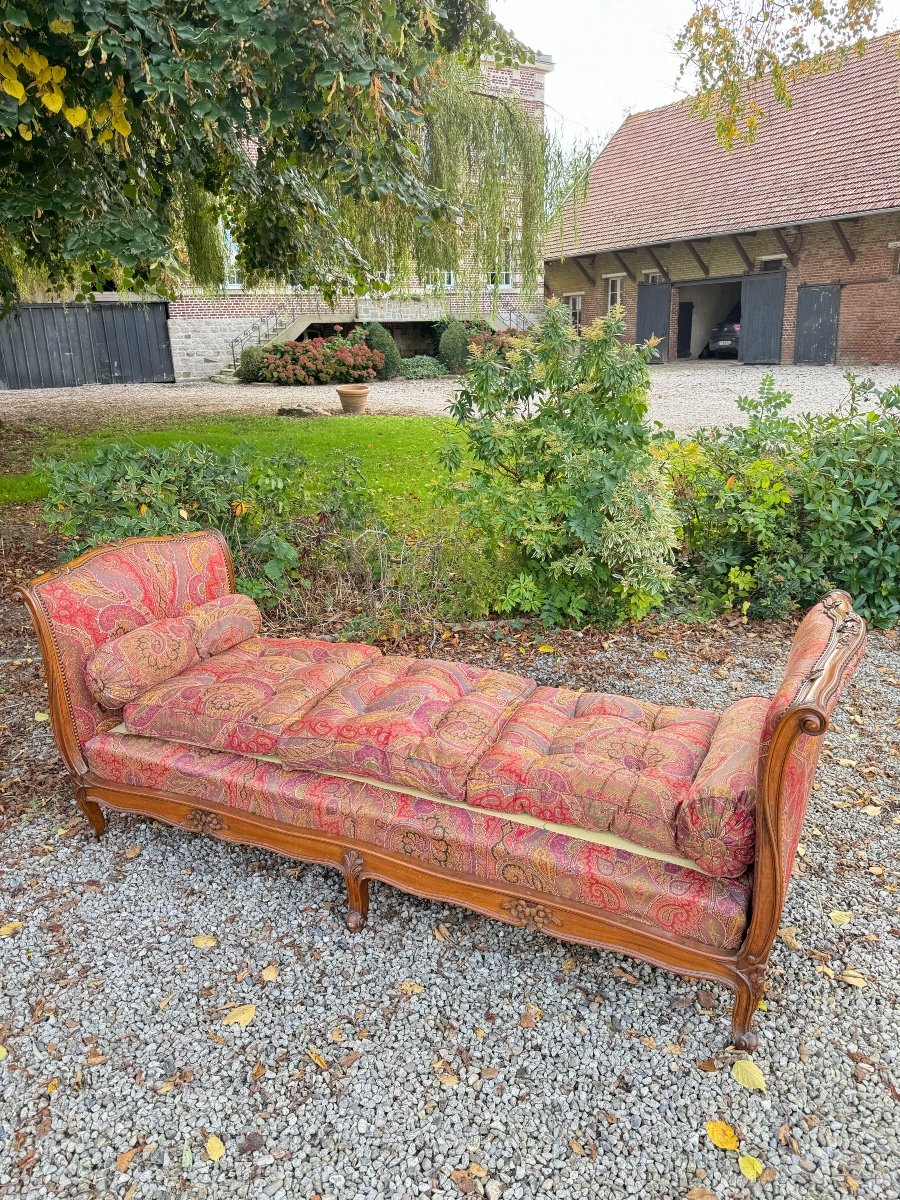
[336, 383, 369, 414]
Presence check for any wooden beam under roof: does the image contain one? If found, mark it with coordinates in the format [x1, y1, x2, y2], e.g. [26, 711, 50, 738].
[646, 247, 670, 282]
[830, 220, 857, 264]
[730, 234, 753, 272]
[611, 251, 635, 283]
[773, 228, 798, 268]
[685, 240, 709, 276]
[573, 257, 596, 287]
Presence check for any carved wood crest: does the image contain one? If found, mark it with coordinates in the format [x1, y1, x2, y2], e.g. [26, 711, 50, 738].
[185, 808, 225, 835]
[500, 897, 560, 932]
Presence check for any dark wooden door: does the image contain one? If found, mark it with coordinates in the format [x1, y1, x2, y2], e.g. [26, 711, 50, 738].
[636, 282, 672, 362]
[794, 284, 841, 364]
[0, 301, 173, 389]
[739, 271, 785, 364]
[676, 302, 693, 358]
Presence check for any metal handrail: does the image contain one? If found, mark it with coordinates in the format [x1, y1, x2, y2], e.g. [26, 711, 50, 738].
[228, 295, 311, 367]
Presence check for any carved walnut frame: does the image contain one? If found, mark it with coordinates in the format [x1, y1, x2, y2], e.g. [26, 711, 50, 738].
[13, 534, 866, 1049]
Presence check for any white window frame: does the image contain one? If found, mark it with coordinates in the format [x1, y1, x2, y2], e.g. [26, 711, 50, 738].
[642, 269, 664, 286]
[444, 270, 456, 291]
[563, 291, 583, 332]
[222, 226, 242, 291]
[603, 272, 625, 312]
[756, 254, 787, 272]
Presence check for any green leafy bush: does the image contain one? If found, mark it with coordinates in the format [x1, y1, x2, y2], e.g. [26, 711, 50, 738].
[364, 322, 402, 380]
[664, 375, 900, 626]
[440, 300, 678, 625]
[39, 443, 307, 605]
[400, 355, 448, 379]
[261, 327, 384, 385]
[236, 343, 266, 383]
[438, 319, 470, 373]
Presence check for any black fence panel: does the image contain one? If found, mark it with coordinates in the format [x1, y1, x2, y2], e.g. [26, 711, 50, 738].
[0, 301, 173, 389]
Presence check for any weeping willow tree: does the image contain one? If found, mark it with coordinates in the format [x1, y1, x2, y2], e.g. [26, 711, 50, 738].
[0, 0, 588, 313]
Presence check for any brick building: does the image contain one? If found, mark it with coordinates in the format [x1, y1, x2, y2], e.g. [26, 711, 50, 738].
[169, 56, 554, 381]
[544, 35, 900, 366]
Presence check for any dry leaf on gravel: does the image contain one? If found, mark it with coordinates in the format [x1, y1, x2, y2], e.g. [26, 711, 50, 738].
[706, 1119, 740, 1150]
[469, 1162, 487, 1177]
[685, 1189, 717, 1200]
[124, 846, 141, 860]
[206, 1135, 225, 1162]
[759, 1166, 778, 1184]
[612, 966, 639, 985]
[696, 1058, 720, 1072]
[561, 956, 577, 972]
[328, 1026, 344, 1043]
[115, 1146, 139, 1173]
[739, 1154, 765, 1181]
[158, 995, 173, 1010]
[838, 967, 867, 987]
[731, 1059, 766, 1092]
[398, 980, 423, 996]
[251, 1062, 265, 1081]
[433, 1059, 459, 1086]
[260, 964, 278, 982]
[433, 924, 450, 942]
[192, 934, 217, 949]
[778, 927, 803, 950]
[0, 921, 23, 937]
[0, 1047, 7, 1062]
[222, 1004, 256, 1028]
[568, 1138, 586, 1156]
[829, 911, 853, 927]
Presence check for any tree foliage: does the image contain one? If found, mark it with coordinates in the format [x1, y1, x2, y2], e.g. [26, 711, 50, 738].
[0, 1, 585, 313]
[676, 0, 885, 147]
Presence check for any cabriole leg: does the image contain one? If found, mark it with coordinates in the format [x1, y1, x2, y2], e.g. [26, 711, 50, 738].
[342, 849, 369, 933]
[76, 791, 106, 839]
[730, 975, 763, 1051]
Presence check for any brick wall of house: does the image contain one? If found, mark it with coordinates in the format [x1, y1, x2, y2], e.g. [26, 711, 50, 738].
[545, 213, 900, 364]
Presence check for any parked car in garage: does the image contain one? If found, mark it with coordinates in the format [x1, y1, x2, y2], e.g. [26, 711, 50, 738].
[708, 304, 741, 357]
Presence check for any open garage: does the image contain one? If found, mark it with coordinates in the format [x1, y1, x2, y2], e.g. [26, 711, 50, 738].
[674, 278, 741, 358]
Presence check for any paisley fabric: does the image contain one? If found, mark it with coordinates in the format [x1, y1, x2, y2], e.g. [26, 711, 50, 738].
[467, 686, 718, 857]
[84, 730, 752, 950]
[280, 656, 536, 801]
[123, 636, 380, 756]
[29, 532, 231, 745]
[86, 616, 200, 710]
[676, 697, 770, 877]
[185, 593, 262, 658]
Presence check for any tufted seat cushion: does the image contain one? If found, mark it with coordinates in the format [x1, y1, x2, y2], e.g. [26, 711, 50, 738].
[279, 656, 536, 801]
[122, 635, 380, 756]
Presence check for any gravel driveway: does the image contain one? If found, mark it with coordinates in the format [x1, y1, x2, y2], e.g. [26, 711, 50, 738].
[1, 361, 897, 435]
[1, 575, 897, 1200]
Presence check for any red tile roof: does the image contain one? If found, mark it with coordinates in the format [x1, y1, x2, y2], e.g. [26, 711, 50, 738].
[546, 34, 900, 260]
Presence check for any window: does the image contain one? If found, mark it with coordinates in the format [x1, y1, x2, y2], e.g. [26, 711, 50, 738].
[606, 275, 625, 311]
[563, 292, 583, 332]
[643, 270, 663, 286]
[489, 232, 513, 289]
[444, 270, 455, 291]
[757, 256, 786, 273]
[223, 227, 242, 290]
[890, 241, 900, 274]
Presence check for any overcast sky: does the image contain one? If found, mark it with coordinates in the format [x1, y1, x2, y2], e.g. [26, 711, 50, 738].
[492, 0, 900, 146]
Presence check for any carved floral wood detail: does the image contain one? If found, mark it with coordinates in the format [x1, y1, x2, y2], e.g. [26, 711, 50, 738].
[500, 897, 561, 933]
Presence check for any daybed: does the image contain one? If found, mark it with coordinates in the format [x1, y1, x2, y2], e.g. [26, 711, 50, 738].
[14, 531, 867, 1048]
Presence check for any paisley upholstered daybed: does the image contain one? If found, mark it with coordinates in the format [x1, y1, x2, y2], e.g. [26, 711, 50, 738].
[14, 531, 867, 1048]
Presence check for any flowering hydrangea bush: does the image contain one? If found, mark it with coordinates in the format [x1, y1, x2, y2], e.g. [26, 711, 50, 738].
[261, 326, 384, 385]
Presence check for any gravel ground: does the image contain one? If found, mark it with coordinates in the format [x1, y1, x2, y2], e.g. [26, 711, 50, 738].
[1, 361, 897, 435]
[1, 524, 897, 1200]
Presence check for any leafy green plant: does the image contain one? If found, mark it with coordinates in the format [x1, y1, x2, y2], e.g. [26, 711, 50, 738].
[400, 355, 448, 380]
[39, 442, 307, 605]
[364, 323, 402, 380]
[664, 374, 900, 626]
[236, 344, 266, 383]
[261, 328, 383, 385]
[440, 300, 677, 625]
[438, 319, 470, 373]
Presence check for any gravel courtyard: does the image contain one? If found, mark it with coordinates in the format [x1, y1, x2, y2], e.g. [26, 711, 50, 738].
[1, 361, 897, 435]
[1, 516, 897, 1200]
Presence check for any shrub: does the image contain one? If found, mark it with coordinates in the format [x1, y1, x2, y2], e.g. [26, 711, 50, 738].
[261, 326, 384, 385]
[364, 322, 402, 380]
[438, 319, 469, 373]
[39, 443, 307, 605]
[400, 355, 448, 379]
[236, 343, 266, 383]
[664, 374, 900, 626]
[466, 328, 524, 361]
[440, 300, 678, 625]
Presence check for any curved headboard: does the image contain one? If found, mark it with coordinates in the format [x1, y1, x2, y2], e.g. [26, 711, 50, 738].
[13, 531, 235, 775]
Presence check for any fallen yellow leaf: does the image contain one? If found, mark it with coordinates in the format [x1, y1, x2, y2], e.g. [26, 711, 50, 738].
[328, 1026, 344, 1043]
[159, 995, 173, 1010]
[307, 1047, 328, 1070]
[537, 644, 555, 653]
[839, 967, 867, 988]
[739, 1154, 765, 1182]
[778, 926, 803, 950]
[568, 1139, 585, 1156]
[433, 923, 450, 942]
[469, 1162, 487, 1177]
[652, 649, 668, 660]
[433, 1059, 459, 1086]
[222, 1004, 256, 1028]
[861, 805, 882, 816]
[192, 934, 217, 949]
[706, 1119, 740, 1150]
[116, 1145, 140, 1173]
[398, 980, 423, 996]
[260, 964, 278, 982]
[561, 956, 577, 972]
[731, 1059, 766, 1093]
[0, 1046, 7, 1062]
[206, 1135, 225, 1162]
[124, 845, 141, 860]
[47, 1077, 59, 1094]
[0, 921, 23, 938]
[829, 910, 853, 928]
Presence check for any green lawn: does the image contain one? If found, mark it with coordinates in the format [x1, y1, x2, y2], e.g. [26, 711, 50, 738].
[0, 414, 457, 509]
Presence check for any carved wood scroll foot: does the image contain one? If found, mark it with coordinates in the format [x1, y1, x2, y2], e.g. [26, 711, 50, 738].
[342, 849, 369, 933]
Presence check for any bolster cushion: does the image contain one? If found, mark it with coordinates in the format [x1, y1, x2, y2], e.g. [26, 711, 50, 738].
[185, 593, 262, 658]
[85, 616, 200, 710]
[675, 696, 770, 877]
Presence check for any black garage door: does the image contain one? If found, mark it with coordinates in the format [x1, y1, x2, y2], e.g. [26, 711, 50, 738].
[740, 271, 786, 364]
[794, 283, 841, 364]
[0, 301, 173, 389]
[636, 282, 672, 362]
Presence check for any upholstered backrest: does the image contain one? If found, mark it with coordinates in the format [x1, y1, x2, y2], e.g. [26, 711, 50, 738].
[24, 532, 233, 748]
[764, 592, 867, 883]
